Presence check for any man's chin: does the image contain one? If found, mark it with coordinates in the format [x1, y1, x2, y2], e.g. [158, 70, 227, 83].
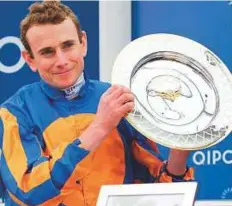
[52, 74, 80, 89]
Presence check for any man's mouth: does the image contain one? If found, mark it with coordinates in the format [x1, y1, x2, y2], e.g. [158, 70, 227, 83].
[54, 69, 73, 75]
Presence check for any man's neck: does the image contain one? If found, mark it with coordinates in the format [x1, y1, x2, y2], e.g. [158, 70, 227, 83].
[62, 72, 85, 100]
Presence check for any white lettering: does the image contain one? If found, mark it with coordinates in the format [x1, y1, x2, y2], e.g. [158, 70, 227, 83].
[193, 151, 205, 165]
[212, 150, 221, 165]
[192, 150, 232, 166]
[223, 150, 232, 164]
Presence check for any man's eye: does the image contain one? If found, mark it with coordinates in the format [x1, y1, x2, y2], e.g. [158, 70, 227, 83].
[63, 42, 74, 49]
[41, 50, 54, 56]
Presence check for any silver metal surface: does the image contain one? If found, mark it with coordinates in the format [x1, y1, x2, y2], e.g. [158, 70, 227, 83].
[111, 33, 232, 150]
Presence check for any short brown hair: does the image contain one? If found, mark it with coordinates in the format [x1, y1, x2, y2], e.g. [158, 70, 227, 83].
[20, 1, 83, 57]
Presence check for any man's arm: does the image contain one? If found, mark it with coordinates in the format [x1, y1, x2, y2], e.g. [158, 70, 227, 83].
[0, 108, 90, 205]
[0, 85, 134, 205]
[166, 149, 190, 176]
[79, 85, 135, 151]
[131, 131, 194, 183]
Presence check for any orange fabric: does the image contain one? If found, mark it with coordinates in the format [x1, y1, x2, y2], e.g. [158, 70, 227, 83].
[62, 128, 125, 206]
[23, 161, 50, 193]
[9, 188, 64, 206]
[0, 108, 28, 187]
[0, 108, 71, 193]
[39, 191, 68, 206]
[184, 167, 194, 181]
[62, 188, 85, 206]
[0, 108, 51, 193]
[1, 111, 125, 204]
[146, 138, 160, 154]
[49, 143, 70, 169]
[159, 172, 173, 183]
[43, 114, 126, 205]
[132, 140, 163, 177]
[43, 115, 81, 153]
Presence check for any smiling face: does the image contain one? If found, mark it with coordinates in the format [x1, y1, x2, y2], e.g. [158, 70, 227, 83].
[22, 18, 87, 89]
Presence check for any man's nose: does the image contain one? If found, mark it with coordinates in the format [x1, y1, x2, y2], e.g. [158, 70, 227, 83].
[55, 50, 68, 67]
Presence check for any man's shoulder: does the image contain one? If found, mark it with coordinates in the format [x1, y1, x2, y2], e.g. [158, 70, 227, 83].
[88, 79, 111, 93]
[0, 82, 42, 127]
[1, 82, 41, 108]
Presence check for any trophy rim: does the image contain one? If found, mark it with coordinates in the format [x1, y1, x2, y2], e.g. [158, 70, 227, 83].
[111, 33, 232, 150]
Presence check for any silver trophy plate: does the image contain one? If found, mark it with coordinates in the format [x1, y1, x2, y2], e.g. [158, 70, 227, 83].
[111, 33, 232, 150]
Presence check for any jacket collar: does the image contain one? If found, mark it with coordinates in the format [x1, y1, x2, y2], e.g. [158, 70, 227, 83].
[40, 72, 89, 100]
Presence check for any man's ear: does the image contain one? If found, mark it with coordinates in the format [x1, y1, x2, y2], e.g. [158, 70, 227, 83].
[81, 31, 87, 57]
[22, 50, 37, 72]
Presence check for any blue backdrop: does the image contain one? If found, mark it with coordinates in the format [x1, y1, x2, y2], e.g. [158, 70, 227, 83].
[132, 1, 232, 200]
[1, 0, 232, 202]
[0, 1, 99, 104]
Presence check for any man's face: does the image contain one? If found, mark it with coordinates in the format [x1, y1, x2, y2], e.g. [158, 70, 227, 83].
[23, 18, 87, 89]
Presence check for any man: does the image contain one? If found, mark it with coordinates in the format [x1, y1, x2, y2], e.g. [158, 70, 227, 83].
[0, 1, 193, 205]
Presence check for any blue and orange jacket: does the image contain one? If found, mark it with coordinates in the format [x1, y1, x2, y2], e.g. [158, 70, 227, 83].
[0, 78, 193, 206]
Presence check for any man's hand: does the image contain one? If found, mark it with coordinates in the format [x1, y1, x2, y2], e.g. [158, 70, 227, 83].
[79, 85, 134, 151]
[166, 149, 191, 176]
[94, 84, 135, 134]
